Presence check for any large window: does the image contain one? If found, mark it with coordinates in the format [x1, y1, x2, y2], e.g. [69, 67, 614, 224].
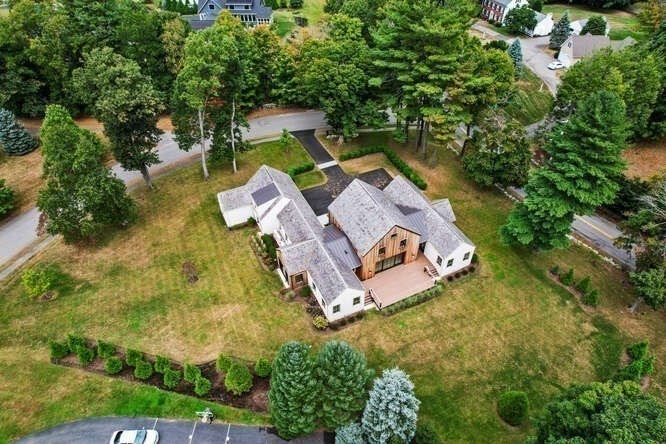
[375, 253, 405, 273]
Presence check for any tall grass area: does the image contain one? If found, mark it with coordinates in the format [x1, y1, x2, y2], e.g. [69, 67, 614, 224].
[505, 69, 554, 125]
[1, 133, 663, 442]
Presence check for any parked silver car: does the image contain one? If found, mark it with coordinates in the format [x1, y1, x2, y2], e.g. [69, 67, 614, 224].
[110, 429, 159, 444]
[547, 61, 565, 70]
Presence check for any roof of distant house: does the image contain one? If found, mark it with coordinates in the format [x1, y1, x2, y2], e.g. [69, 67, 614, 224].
[564, 34, 612, 58]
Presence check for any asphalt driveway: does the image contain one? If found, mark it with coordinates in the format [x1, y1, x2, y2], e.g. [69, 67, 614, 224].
[291, 130, 335, 164]
[15, 417, 328, 444]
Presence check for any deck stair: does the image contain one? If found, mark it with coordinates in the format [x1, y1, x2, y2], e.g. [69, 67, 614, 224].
[364, 289, 374, 306]
[424, 265, 439, 279]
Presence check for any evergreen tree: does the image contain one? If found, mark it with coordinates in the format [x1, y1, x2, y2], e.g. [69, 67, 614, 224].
[37, 105, 136, 242]
[361, 368, 420, 444]
[507, 39, 523, 77]
[268, 342, 319, 440]
[581, 15, 606, 35]
[0, 108, 38, 156]
[317, 341, 373, 428]
[462, 111, 530, 187]
[549, 12, 571, 49]
[501, 91, 627, 250]
[0, 179, 16, 217]
[335, 422, 365, 444]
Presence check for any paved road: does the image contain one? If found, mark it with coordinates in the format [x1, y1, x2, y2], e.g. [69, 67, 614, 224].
[0, 111, 328, 277]
[508, 187, 636, 269]
[15, 417, 327, 444]
[472, 22, 560, 96]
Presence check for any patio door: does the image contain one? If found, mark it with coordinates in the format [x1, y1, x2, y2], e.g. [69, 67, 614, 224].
[375, 253, 405, 273]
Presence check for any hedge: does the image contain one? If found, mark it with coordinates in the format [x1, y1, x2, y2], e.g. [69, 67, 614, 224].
[339, 145, 427, 190]
[125, 349, 143, 367]
[134, 360, 153, 380]
[382, 284, 443, 315]
[285, 162, 314, 178]
[184, 362, 201, 383]
[164, 368, 182, 389]
[154, 355, 171, 374]
[194, 376, 212, 396]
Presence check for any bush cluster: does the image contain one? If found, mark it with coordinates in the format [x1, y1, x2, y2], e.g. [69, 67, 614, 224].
[67, 334, 86, 353]
[105, 357, 123, 375]
[616, 340, 655, 382]
[497, 391, 529, 426]
[329, 312, 365, 330]
[313, 315, 328, 330]
[582, 289, 599, 307]
[49, 340, 69, 360]
[285, 162, 314, 178]
[154, 355, 171, 374]
[22, 264, 63, 299]
[134, 360, 153, 380]
[76, 346, 95, 366]
[560, 268, 575, 286]
[576, 276, 592, 294]
[125, 349, 143, 367]
[339, 145, 427, 190]
[163, 368, 182, 389]
[255, 358, 272, 377]
[261, 234, 277, 260]
[216, 354, 233, 373]
[97, 340, 115, 359]
[184, 362, 201, 383]
[225, 363, 254, 396]
[194, 376, 212, 396]
[383, 285, 443, 315]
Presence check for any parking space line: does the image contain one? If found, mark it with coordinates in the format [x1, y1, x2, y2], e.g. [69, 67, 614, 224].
[188, 421, 197, 444]
[152, 417, 159, 430]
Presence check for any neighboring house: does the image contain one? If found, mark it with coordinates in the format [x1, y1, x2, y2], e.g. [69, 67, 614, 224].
[479, 0, 529, 23]
[187, 0, 273, 31]
[557, 34, 634, 67]
[526, 12, 554, 37]
[218, 166, 476, 322]
[570, 18, 610, 36]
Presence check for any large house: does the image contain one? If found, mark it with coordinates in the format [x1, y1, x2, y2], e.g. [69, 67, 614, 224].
[558, 34, 634, 67]
[187, 0, 273, 31]
[479, 0, 528, 23]
[218, 166, 475, 322]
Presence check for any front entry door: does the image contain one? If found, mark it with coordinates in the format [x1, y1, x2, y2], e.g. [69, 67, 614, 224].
[375, 253, 405, 273]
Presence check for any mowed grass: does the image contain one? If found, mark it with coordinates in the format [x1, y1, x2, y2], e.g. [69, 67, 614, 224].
[1, 132, 665, 442]
[0, 149, 44, 216]
[504, 69, 554, 125]
[542, 2, 646, 41]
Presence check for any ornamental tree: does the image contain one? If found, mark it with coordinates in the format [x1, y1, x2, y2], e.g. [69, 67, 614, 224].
[361, 368, 420, 444]
[316, 341, 373, 428]
[0, 108, 38, 156]
[507, 39, 523, 76]
[37, 105, 136, 243]
[462, 111, 530, 188]
[268, 341, 319, 440]
[225, 363, 253, 396]
[501, 91, 627, 250]
[549, 12, 571, 49]
[335, 422, 364, 444]
[530, 381, 666, 443]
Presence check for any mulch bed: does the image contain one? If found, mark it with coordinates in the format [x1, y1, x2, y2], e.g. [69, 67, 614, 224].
[53, 341, 269, 413]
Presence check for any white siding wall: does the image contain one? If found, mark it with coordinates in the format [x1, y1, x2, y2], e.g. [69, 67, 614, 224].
[310, 279, 364, 322]
[222, 206, 253, 227]
[424, 242, 475, 277]
[533, 16, 554, 36]
[257, 198, 289, 235]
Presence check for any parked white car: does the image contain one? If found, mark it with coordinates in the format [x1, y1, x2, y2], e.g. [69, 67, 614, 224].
[547, 61, 565, 70]
[110, 429, 159, 444]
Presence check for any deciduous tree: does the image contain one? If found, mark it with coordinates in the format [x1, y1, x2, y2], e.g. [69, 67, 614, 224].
[504, 6, 536, 35]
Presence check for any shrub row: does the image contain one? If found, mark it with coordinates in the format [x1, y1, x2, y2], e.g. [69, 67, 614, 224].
[616, 340, 655, 382]
[339, 145, 427, 190]
[551, 266, 599, 307]
[383, 284, 443, 316]
[285, 162, 314, 178]
[261, 234, 277, 260]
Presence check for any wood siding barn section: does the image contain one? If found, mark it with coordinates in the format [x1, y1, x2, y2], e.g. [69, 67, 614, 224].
[356, 225, 420, 280]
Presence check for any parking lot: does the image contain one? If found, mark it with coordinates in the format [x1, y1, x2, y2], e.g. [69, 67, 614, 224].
[16, 417, 327, 444]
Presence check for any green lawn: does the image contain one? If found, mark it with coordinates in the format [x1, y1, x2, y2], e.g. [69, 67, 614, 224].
[505, 69, 554, 125]
[542, 2, 647, 41]
[273, 9, 296, 38]
[0, 7, 8, 17]
[294, 169, 327, 189]
[1, 133, 664, 442]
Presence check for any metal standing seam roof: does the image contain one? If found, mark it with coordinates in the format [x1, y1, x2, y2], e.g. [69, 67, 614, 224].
[251, 183, 280, 206]
[322, 225, 362, 269]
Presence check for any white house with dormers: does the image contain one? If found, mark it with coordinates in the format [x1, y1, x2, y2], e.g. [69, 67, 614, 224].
[218, 166, 476, 322]
[479, 0, 529, 23]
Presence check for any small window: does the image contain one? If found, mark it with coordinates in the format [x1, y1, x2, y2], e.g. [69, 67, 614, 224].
[353, 296, 361, 305]
[244, 4, 250, 8]
[295, 274, 304, 284]
[378, 247, 386, 255]
[391, 233, 398, 238]
[463, 252, 470, 261]
[436, 256, 442, 266]
[400, 239, 407, 249]
[311, 281, 316, 291]
[447, 259, 454, 267]
[333, 305, 340, 313]
[209, 4, 215, 9]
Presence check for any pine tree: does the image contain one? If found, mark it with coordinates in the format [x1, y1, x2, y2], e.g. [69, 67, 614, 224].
[268, 342, 319, 440]
[335, 422, 365, 444]
[550, 12, 571, 49]
[508, 39, 523, 77]
[581, 15, 606, 35]
[317, 341, 373, 428]
[361, 368, 420, 444]
[501, 91, 628, 250]
[37, 105, 136, 242]
[0, 108, 38, 156]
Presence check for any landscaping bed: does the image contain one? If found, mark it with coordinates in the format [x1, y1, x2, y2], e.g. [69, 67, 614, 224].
[548, 265, 600, 309]
[51, 338, 270, 413]
[339, 145, 428, 190]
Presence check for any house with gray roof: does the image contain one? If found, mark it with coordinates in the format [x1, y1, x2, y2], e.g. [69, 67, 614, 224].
[479, 0, 528, 23]
[557, 34, 634, 67]
[187, 0, 273, 31]
[217, 166, 475, 321]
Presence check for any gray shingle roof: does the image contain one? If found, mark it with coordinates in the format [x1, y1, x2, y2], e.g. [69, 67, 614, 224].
[218, 185, 252, 212]
[329, 179, 420, 256]
[432, 199, 456, 222]
[322, 225, 362, 269]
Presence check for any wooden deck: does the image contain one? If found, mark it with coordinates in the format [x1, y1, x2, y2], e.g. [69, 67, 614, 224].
[362, 254, 437, 309]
